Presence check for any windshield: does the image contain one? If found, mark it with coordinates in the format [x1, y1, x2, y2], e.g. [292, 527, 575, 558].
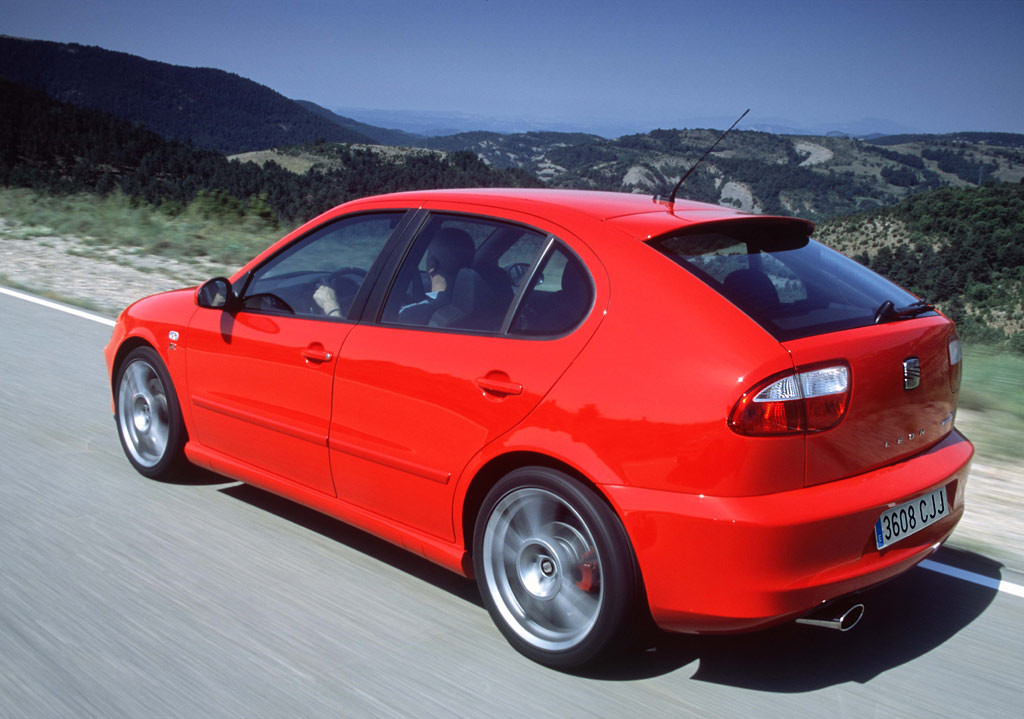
[648, 220, 929, 341]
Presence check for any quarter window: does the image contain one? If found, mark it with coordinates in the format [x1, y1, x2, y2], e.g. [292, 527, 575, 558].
[509, 244, 594, 337]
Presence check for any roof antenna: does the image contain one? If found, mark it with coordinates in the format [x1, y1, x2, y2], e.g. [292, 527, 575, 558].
[656, 108, 750, 206]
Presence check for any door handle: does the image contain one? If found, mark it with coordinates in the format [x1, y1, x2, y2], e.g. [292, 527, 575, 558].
[476, 374, 523, 396]
[302, 347, 333, 363]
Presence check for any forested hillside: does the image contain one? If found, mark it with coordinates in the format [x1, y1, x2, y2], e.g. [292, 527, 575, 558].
[0, 78, 539, 227]
[0, 36, 378, 153]
[817, 183, 1024, 350]
[410, 128, 1024, 222]
[294, 100, 420, 146]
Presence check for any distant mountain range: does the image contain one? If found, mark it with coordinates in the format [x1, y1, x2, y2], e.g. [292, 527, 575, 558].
[330, 107, 922, 140]
[2, 34, 1023, 222]
[328, 107, 648, 139]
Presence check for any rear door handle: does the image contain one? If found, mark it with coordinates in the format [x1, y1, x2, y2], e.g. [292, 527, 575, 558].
[476, 375, 523, 396]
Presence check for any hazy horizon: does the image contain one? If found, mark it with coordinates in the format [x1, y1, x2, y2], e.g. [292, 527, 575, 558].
[326, 104, 934, 139]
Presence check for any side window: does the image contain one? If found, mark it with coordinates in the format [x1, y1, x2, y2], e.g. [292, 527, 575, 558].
[499, 233, 547, 289]
[509, 243, 594, 337]
[382, 214, 547, 333]
[243, 213, 401, 319]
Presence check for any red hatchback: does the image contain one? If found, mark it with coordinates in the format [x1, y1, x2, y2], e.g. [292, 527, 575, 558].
[105, 189, 972, 668]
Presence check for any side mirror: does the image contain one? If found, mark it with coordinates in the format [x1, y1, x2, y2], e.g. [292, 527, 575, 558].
[196, 277, 237, 310]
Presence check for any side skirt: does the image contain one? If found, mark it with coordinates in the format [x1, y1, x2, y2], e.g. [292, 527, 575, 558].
[184, 442, 473, 577]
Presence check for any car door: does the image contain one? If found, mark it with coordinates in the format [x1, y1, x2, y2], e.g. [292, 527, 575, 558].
[186, 211, 406, 495]
[327, 212, 603, 539]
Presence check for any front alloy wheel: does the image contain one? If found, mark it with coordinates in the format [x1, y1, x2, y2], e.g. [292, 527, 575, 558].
[115, 346, 186, 478]
[474, 467, 637, 669]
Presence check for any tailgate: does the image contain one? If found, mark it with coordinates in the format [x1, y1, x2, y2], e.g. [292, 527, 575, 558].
[784, 315, 959, 487]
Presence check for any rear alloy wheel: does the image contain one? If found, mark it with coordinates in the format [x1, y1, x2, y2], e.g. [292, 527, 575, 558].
[115, 347, 187, 478]
[474, 467, 637, 669]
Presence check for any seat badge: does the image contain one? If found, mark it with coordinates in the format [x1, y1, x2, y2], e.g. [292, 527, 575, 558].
[903, 357, 921, 390]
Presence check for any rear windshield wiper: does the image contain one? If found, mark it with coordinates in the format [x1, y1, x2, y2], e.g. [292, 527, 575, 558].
[874, 299, 936, 324]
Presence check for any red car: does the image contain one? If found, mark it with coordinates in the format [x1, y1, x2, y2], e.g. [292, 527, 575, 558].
[105, 188, 972, 668]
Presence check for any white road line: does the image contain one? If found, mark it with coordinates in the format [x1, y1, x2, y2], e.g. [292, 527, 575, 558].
[0, 286, 116, 327]
[921, 559, 1024, 598]
[4, 283, 1024, 601]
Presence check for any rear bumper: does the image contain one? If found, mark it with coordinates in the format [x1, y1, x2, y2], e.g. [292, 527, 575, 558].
[605, 429, 973, 633]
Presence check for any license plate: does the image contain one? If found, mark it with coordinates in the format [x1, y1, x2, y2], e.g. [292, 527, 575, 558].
[874, 487, 949, 550]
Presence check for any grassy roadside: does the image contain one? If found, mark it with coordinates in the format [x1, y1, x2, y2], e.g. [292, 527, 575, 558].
[0, 272, 112, 315]
[957, 347, 1024, 462]
[0, 187, 281, 267]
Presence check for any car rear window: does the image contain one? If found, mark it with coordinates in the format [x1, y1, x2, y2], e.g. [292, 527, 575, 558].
[647, 219, 927, 341]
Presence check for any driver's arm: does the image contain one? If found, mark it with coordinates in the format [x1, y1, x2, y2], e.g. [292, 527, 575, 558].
[313, 283, 341, 316]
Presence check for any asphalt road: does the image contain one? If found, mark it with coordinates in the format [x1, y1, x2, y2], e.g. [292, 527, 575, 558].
[2, 288, 1022, 718]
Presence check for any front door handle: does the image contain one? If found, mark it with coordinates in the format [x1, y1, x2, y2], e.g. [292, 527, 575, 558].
[476, 374, 523, 396]
[302, 346, 333, 363]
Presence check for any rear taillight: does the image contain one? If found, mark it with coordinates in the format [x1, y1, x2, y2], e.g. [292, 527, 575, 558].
[729, 363, 851, 436]
[948, 335, 962, 392]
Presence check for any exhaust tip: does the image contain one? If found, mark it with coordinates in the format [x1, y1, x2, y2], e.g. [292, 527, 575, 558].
[837, 603, 865, 632]
[795, 601, 865, 632]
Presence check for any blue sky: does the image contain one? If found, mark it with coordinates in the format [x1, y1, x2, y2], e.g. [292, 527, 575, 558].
[4, 0, 1023, 136]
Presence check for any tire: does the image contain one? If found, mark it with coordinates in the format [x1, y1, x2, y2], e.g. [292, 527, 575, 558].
[473, 467, 638, 669]
[114, 346, 187, 479]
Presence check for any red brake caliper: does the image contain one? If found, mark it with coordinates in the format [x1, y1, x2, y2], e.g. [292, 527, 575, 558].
[575, 550, 599, 592]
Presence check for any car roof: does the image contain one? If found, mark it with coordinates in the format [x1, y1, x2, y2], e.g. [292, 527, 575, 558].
[342, 188, 814, 240]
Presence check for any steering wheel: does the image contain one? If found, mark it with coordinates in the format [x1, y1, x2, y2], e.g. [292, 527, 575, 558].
[329, 266, 367, 301]
[329, 266, 367, 291]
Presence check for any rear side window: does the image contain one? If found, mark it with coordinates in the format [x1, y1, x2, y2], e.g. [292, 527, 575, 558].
[509, 244, 594, 337]
[381, 214, 549, 332]
[648, 219, 925, 341]
[380, 212, 595, 338]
